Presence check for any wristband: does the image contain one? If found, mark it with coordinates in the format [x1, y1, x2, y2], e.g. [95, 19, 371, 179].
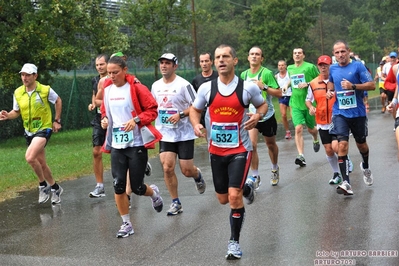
[133, 116, 141, 124]
[54, 119, 61, 125]
[392, 98, 398, 107]
[179, 111, 185, 119]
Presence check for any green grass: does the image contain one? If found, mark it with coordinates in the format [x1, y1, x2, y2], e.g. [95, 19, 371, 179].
[0, 128, 164, 201]
[0, 89, 380, 202]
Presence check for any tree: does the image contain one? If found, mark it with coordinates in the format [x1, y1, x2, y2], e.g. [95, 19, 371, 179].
[348, 18, 379, 63]
[121, 0, 193, 80]
[239, 0, 322, 65]
[0, 0, 127, 91]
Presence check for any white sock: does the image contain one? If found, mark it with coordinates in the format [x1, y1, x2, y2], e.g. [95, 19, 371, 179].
[326, 154, 339, 173]
[252, 170, 259, 177]
[121, 214, 130, 224]
[151, 190, 158, 200]
[97, 183, 104, 188]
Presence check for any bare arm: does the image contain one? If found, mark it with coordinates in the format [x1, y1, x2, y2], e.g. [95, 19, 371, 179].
[95, 78, 105, 107]
[52, 97, 62, 132]
[189, 106, 205, 138]
[0, 109, 20, 120]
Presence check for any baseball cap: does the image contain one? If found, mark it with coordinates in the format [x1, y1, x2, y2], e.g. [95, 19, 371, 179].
[158, 53, 178, 64]
[19, 63, 37, 74]
[317, 55, 332, 65]
[111, 51, 124, 58]
[379, 61, 385, 65]
[389, 52, 397, 58]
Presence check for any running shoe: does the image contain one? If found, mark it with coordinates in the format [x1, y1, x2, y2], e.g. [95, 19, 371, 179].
[313, 140, 320, 152]
[252, 175, 262, 190]
[295, 155, 306, 167]
[194, 168, 206, 194]
[51, 185, 63, 204]
[329, 172, 342, 185]
[150, 184, 163, 213]
[38, 184, 51, 204]
[244, 180, 255, 205]
[270, 167, 280, 186]
[116, 222, 134, 238]
[336, 180, 353, 195]
[225, 240, 242, 260]
[89, 185, 105, 198]
[285, 131, 292, 139]
[167, 202, 183, 216]
[348, 157, 354, 173]
[360, 162, 373, 186]
[145, 162, 152, 176]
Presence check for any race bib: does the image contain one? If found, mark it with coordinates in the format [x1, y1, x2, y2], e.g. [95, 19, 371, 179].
[112, 127, 134, 149]
[159, 108, 178, 128]
[31, 117, 42, 131]
[210, 122, 239, 148]
[337, 90, 357, 109]
[290, 74, 305, 89]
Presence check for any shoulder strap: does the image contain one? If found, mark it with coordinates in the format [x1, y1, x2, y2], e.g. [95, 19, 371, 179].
[236, 78, 248, 108]
[208, 79, 218, 106]
[208, 78, 248, 108]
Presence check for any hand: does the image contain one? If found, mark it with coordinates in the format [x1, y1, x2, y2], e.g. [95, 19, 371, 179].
[52, 121, 61, 133]
[386, 103, 394, 113]
[167, 113, 180, 125]
[309, 106, 316, 116]
[340, 79, 352, 90]
[326, 90, 335, 100]
[0, 110, 8, 121]
[244, 113, 261, 130]
[297, 82, 308, 89]
[122, 118, 136, 132]
[193, 124, 206, 138]
[101, 117, 108, 129]
[88, 103, 95, 111]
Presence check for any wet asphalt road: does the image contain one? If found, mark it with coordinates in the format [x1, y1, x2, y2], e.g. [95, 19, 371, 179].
[0, 99, 398, 266]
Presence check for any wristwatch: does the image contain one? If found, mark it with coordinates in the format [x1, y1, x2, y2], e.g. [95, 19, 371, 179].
[352, 84, 357, 90]
[257, 113, 265, 119]
[263, 84, 269, 91]
[54, 119, 61, 124]
[179, 111, 185, 119]
[133, 116, 141, 124]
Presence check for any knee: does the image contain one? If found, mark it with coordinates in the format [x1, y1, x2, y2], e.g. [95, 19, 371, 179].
[25, 154, 37, 165]
[131, 184, 146, 196]
[228, 194, 241, 205]
[295, 126, 303, 134]
[162, 164, 175, 176]
[93, 148, 102, 159]
[217, 194, 229, 205]
[181, 167, 193, 177]
[113, 179, 126, 194]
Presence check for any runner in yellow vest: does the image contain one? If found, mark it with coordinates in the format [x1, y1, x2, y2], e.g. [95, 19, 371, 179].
[0, 63, 63, 205]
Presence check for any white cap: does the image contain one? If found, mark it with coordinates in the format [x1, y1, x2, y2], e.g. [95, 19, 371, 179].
[158, 53, 178, 64]
[19, 63, 38, 74]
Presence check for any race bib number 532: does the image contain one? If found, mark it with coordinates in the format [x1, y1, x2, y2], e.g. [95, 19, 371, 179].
[210, 122, 239, 148]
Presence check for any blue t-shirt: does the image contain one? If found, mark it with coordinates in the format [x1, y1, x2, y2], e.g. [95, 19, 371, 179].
[329, 60, 373, 118]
